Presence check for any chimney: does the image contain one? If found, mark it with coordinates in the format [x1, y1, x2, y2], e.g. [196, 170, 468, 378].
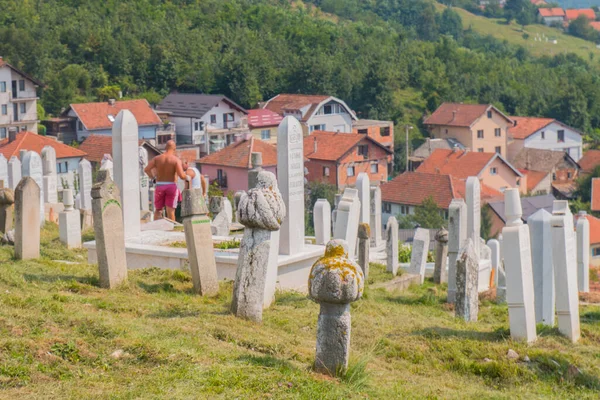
[313, 136, 318, 153]
[108, 99, 116, 106]
[8, 128, 17, 143]
[451, 110, 456, 122]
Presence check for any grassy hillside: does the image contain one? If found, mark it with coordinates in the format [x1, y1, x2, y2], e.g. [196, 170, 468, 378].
[0, 224, 599, 398]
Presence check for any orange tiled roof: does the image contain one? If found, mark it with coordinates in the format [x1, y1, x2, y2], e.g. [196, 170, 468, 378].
[424, 103, 512, 127]
[70, 99, 161, 131]
[247, 109, 283, 129]
[304, 131, 365, 161]
[451, 177, 502, 202]
[0, 131, 86, 160]
[578, 150, 600, 174]
[263, 94, 329, 121]
[538, 8, 565, 17]
[575, 213, 600, 245]
[590, 21, 600, 31]
[78, 134, 146, 163]
[508, 116, 555, 140]
[416, 149, 497, 178]
[592, 178, 600, 211]
[565, 8, 595, 21]
[519, 169, 549, 192]
[199, 137, 277, 168]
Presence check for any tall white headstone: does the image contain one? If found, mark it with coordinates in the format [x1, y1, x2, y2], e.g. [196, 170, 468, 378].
[41, 146, 58, 204]
[139, 146, 149, 212]
[314, 199, 331, 245]
[277, 116, 305, 255]
[0, 154, 8, 187]
[527, 209, 555, 326]
[386, 216, 399, 275]
[576, 211, 590, 293]
[551, 201, 581, 343]
[448, 199, 467, 303]
[466, 177, 481, 257]
[355, 173, 370, 224]
[487, 239, 500, 288]
[21, 151, 45, 226]
[333, 188, 361, 257]
[502, 189, 536, 343]
[112, 110, 141, 239]
[7, 156, 21, 190]
[369, 185, 383, 247]
[78, 159, 93, 211]
[100, 154, 114, 180]
[409, 228, 430, 284]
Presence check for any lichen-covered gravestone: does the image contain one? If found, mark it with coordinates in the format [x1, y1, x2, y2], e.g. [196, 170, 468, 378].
[433, 228, 449, 284]
[357, 223, 370, 280]
[231, 171, 286, 322]
[91, 170, 128, 289]
[0, 185, 14, 234]
[15, 177, 40, 260]
[309, 239, 364, 375]
[455, 238, 479, 322]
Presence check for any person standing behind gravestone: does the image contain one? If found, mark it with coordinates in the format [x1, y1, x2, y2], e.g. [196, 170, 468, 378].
[143, 140, 190, 221]
[182, 160, 207, 195]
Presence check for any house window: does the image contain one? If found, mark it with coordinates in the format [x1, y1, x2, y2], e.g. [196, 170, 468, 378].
[593, 247, 600, 257]
[445, 129, 448, 135]
[357, 145, 369, 158]
[358, 129, 368, 135]
[478, 148, 484, 152]
[400, 205, 409, 215]
[323, 167, 330, 177]
[487, 110, 492, 118]
[57, 162, 68, 173]
[210, 114, 217, 124]
[18, 80, 25, 91]
[567, 172, 572, 179]
[225, 113, 234, 122]
[0, 82, 5, 92]
[558, 130, 565, 143]
[21, 126, 26, 132]
[380, 126, 390, 136]
[477, 130, 484, 139]
[347, 166, 355, 177]
[20, 103, 26, 114]
[490, 167, 498, 175]
[383, 202, 391, 213]
[158, 135, 171, 145]
[552, 173, 556, 181]
[495, 146, 501, 154]
[541, 131, 545, 139]
[494, 128, 501, 137]
[0, 128, 5, 139]
[78, 121, 83, 131]
[261, 129, 271, 140]
[323, 104, 333, 114]
[194, 122, 200, 131]
[1, 105, 6, 115]
[371, 163, 379, 173]
[310, 124, 326, 133]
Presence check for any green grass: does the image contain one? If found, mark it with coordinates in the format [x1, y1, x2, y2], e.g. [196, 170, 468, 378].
[0, 224, 599, 398]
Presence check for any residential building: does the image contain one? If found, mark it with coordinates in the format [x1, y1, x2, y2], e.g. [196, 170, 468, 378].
[507, 116, 583, 162]
[590, 21, 600, 32]
[247, 109, 282, 145]
[42, 117, 77, 143]
[262, 94, 357, 135]
[198, 135, 277, 193]
[78, 134, 161, 169]
[352, 119, 394, 151]
[575, 213, 600, 267]
[487, 194, 555, 237]
[157, 93, 249, 156]
[423, 103, 513, 157]
[303, 131, 393, 189]
[537, 8, 566, 25]
[408, 138, 465, 171]
[578, 149, 600, 175]
[0, 131, 86, 183]
[565, 8, 596, 22]
[65, 99, 163, 142]
[416, 148, 525, 194]
[0, 57, 43, 138]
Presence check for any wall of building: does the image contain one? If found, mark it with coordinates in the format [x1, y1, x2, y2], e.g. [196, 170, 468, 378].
[250, 126, 278, 145]
[199, 164, 277, 193]
[523, 122, 583, 161]
[0, 66, 38, 134]
[540, 15, 564, 26]
[382, 202, 416, 227]
[352, 123, 394, 149]
[530, 173, 553, 195]
[56, 156, 84, 188]
[304, 159, 338, 187]
[591, 243, 600, 267]
[429, 125, 473, 150]
[73, 119, 157, 141]
[306, 113, 352, 133]
[488, 206, 505, 238]
[479, 157, 526, 193]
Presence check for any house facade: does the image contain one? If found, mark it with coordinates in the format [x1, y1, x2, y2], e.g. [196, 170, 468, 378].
[351, 119, 394, 151]
[507, 117, 583, 162]
[0, 57, 42, 138]
[537, 8, 565, 25]
[424, 103, 513, 157]
[247, 109, 282, 145]
[303, 131, 393, 189]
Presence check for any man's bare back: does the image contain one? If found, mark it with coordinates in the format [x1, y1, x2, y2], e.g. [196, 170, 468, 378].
[150, 153, 185, 182]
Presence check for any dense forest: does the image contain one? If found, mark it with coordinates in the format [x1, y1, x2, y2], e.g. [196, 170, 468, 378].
[3, 0, 600, 168]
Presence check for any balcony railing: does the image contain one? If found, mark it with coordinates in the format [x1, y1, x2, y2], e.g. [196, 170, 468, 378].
[11, 90, 37, 101]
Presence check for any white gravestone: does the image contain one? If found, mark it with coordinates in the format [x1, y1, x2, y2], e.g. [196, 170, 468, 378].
[139, 146, 149, 212]
[576, 211, 590, 293]
[277, 116, 305, 255]
[466, 177, 480, 257]
[527, 209, 555, 326]
[386, 216, 399, 275]
[487, 239, 500, 288]
[78, 159, 93, 211]
[409, 228, 430, 284]
[355, 173, 370, 224]
[551, 201, 581, 343]
[112, 110, 141, 239]
[100, 154, 114, 180]
[447, 199, 467, 303]
[333, 188, 361, 258]
[7, 156, 21, 190]
[370, 185, 383, 247]
[314, 199, 331, 245]
[0, 154, 8, 187]
[59, 188, 81, 249]
[223, 198, 233, 225]
[21, 151, 45, 226]
[41, 146, 58, 204]
[502, 189, 537, 344]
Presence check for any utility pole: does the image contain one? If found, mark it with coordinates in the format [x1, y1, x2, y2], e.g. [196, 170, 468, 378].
[405, 125, 413, 172]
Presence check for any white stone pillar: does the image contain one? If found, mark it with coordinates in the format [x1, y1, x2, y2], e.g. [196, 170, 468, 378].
[314, 199, 331, 245]
[41, 146, 58, 204]
[408, 228, 430, 284]
[386, 216, 399, 275]
[355, 172, 370, 224]
[576, 211, 590, 293]
[527, 209, 555, 326]
[447, 198, 467, 303]
[333, 188, 361, 258]
[466, 177, 481, 257]
[0, 154, 8, 187]
[78, 159, 93, 211]
[369, 185, 383, 247]
[139, 146, 149, 212]
[487, 239, 500, 288]
[7, 156, 21, 190]
[21, 151, 45, 226]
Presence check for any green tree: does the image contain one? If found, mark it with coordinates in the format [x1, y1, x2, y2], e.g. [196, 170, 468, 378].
[305, 181, 338, 236]
[504, 0, 535, 25]
[568, 15, 600, 42]
[438, 8, 463, 41]
[398, 196, 446, 229]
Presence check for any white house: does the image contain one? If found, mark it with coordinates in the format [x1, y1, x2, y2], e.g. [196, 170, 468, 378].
[157, 93, 249, 156]
[507, 117, 583, 162]
[0, 57, 42, 139]
[262, 94, 357, 135]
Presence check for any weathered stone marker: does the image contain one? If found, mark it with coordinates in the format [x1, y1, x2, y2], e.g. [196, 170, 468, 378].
[447, 199, 467, 303]
[502, 189, 537, 343]
[455, 238, 479, 322]
[210, 196, 230, 236]
[15, 177, 40, 260]
[0, 186, 14, 234]
[355, 173, 370, 224]
[408, 228, 430, 284]
[138, 146, 149, 212]
[248, 152, 263, 190]
[433, 228, 449, 284]
[527, 209, 555, 326]
[386, 216, 399, 275]
[78, 158, 93, 211]
[58, 188, 82, 249]
[466, 177, 481, 258]
[314, 199, 331, 245]
[357, 223, 370, 280]
[91, 170, 128, 289]
[232, 171, 285, 322]
[7, 156, 21, 190]
[551, 200, 581, 343]
[309, 239, 364, 376]
[21, 151, 44, 226]
[333, 188, 361, 257]
[487, 239, 500, 288]
[181, 188, 218, 295]
[41, 146, 58, 204]
[576, 211, 590, 293]
[369, 185, 383, 247]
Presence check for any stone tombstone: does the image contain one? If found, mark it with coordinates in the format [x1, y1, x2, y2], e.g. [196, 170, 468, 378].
[248, 151, 263, 189]
[551, 200, 581, 343]
[0, 187, 14, 234]
[308, 239, 364, 376]
[7, 156, 21, 190]
[14, 177, 40, 260]
[502, 189, 537, 344]
[277, 116, 305, 255]
[355, 173, 370, 224]
[487, 239, 500, 288]
[0, 154, 8, 188]
[181, 188, 218, 296]
[386, 216, 399, 275]
[233, 191, 244, 222]
[78, 159, 93, 211]
[19, 150, 27, 162]
[576, 211, 590, 293]
[41, 146, 58, 204]
[466, 176, 481, 257]
[408, 228, 430, 284]
[91, 170, 128, 289]
[433, 228, 449, 284]
[223, 198, 233, 225]
[447, 199, 467, 303]
[232, 171, 286, 322]
[527, 209, 555, 326]
[369, 185, 383, 247]
[210, 196, 230, 236]
[139, 146, 149, 212]
[100, 154, 114, 180]
[333, 188, 361, 258]
[314, 199, 332, 245]
[357, 223, 370, 280]
[112, 110, 141, 239]
[21, 151, 45, 226]
[455, 239, 479, 322]
[332, 193, 342, 228]
[58, 188, 81, 249]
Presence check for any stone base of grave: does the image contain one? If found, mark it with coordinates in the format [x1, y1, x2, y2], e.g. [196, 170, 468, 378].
[84, 230, 325, 293]
[372, 273, 421, 292]
[397, 259, 491, 292]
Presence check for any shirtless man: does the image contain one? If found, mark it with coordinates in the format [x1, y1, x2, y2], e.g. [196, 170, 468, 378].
[144, 140, 190, 221]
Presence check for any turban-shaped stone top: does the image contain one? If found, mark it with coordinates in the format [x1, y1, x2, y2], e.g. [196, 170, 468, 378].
[238, 171, 286, 231]
[308, 239, 364, 304]
[0, 188, 15, 205]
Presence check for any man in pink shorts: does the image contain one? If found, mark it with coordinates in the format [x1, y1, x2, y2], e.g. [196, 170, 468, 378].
[144, 140, 190, 221]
